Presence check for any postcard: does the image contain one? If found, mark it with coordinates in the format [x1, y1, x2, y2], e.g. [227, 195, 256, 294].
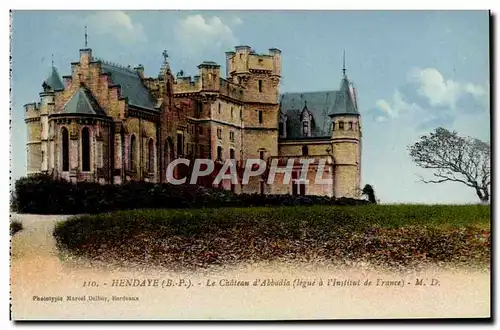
[10, 10, 491, 320]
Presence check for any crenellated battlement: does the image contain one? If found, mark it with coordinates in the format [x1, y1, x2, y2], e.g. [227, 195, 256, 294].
[24, 102, 40, 120]
[174, 75, 202, 93]
[226, 46, 282, 78]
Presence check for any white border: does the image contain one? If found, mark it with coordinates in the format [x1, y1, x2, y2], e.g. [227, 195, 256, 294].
[2, 3, 497, 328]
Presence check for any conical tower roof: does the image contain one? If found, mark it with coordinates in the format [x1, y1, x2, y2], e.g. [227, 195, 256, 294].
[42, 66, 64, 91]
[330, 73, 359, 116]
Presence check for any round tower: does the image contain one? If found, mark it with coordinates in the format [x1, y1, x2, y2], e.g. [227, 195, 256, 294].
[329, 63, 362, 198]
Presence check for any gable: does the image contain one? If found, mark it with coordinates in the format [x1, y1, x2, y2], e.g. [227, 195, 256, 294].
[101, 63, 157, 111]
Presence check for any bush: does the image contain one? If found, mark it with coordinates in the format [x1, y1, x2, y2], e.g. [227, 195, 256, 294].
[53, 206, 490, 270]
[10, 220, 23, 236]
[362, 184, 377, 204]
[13, 175, 369, 214]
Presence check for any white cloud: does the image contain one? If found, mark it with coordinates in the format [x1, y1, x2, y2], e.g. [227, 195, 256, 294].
[374, 67, 489, 123]
[375, 89, 422, 120]
[231, 16, 244, 26]
[175, 14, 239, 54]
[86, 11, 146, 44]
[408, 67, 488, 109]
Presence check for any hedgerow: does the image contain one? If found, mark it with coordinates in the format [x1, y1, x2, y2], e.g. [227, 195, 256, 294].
[13, 174, 369, 214]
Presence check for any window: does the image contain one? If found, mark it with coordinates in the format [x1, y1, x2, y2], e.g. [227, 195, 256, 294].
[258, 80, 262, 93]
[230, 148, 235, 159]
[302, 145, 309, 156]
[259, 151, 265, 160]
[339, 121, 345, 130]
[231, 107, 234, 119]
[198, 126, 203, 135]
[279, 122, 285, 137]
[354, 122, 358, 130]
[302, 121, 309, 136]
[349, 121, 353, 130]
[240, 109, 243, 120]
[218, 102, 221, 114]
[198, 101, 202, 113]
[82, 127, 90, 172]
[148, 138, 154, 172]
[258, 111, 263, 124]
[299, 182, 306, 196]
[229, 131, 235, 142]
[177, 133, 183, 156]
[129, 134, 136, 171]
[292, 171, 298, 196]
[62, 127, 69, 171]
[217, 146, 223, 161]
[217, 128, 222, 139]
[332, 121, 336, 131]
[199, 145, 205, 158]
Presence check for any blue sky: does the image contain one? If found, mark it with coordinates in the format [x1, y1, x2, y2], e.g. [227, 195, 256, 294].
[10, 10, 490, 203]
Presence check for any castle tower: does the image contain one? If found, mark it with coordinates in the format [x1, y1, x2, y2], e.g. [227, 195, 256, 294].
[24, 64, 65, 175]
[226, 46, 282, 193]
[329, 59, 362, 198]
[198, 61, 221, 91]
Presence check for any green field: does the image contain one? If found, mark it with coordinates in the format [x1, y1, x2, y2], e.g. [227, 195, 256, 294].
[53, 204, 491, 271]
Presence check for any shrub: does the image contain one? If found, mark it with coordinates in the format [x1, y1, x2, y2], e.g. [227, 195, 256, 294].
[362, 184, 377, 204]
[14, 175, 369, 214]
[10, 220, 23, 236]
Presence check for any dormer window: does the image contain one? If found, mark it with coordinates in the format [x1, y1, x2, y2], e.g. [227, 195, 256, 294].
[279, 113, 287, 138]
[279, 122, 285, 137]
[301, 114, 312, 137]
[302, 121, 309, 135]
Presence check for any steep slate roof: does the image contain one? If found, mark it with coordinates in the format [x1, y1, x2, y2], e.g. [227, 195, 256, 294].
[279, 76, 359, 139]
[280, 91, 337, 139]
[62, 87, 106, 115]
[43, 67, 65, 91]
[101, 63, 157, 111]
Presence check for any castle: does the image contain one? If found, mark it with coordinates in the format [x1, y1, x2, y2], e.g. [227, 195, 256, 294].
[24, 44, 362, 198]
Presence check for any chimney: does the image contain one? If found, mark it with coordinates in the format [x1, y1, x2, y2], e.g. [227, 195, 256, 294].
[134, 64, 145, 79]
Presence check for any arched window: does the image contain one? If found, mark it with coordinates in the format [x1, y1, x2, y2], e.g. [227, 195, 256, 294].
[129, 134, 136, 171]
[82, 127, 91, 171]
[148, 138, 155, 172]
[62, 127, 69, 171]
[302, 145, 309, 156]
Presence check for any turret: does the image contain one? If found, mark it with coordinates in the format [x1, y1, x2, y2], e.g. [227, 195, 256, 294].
[329, 55, 362, 198]
[198, 61, 220, 91]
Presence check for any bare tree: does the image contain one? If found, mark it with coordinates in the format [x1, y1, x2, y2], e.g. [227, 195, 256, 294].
[407, 127, 490, 203]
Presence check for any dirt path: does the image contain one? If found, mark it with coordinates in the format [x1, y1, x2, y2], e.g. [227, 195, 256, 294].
[10, 213, 491, 320]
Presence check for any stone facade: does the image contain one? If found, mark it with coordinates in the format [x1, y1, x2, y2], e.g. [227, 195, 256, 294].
[24, 45, 362, 198]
